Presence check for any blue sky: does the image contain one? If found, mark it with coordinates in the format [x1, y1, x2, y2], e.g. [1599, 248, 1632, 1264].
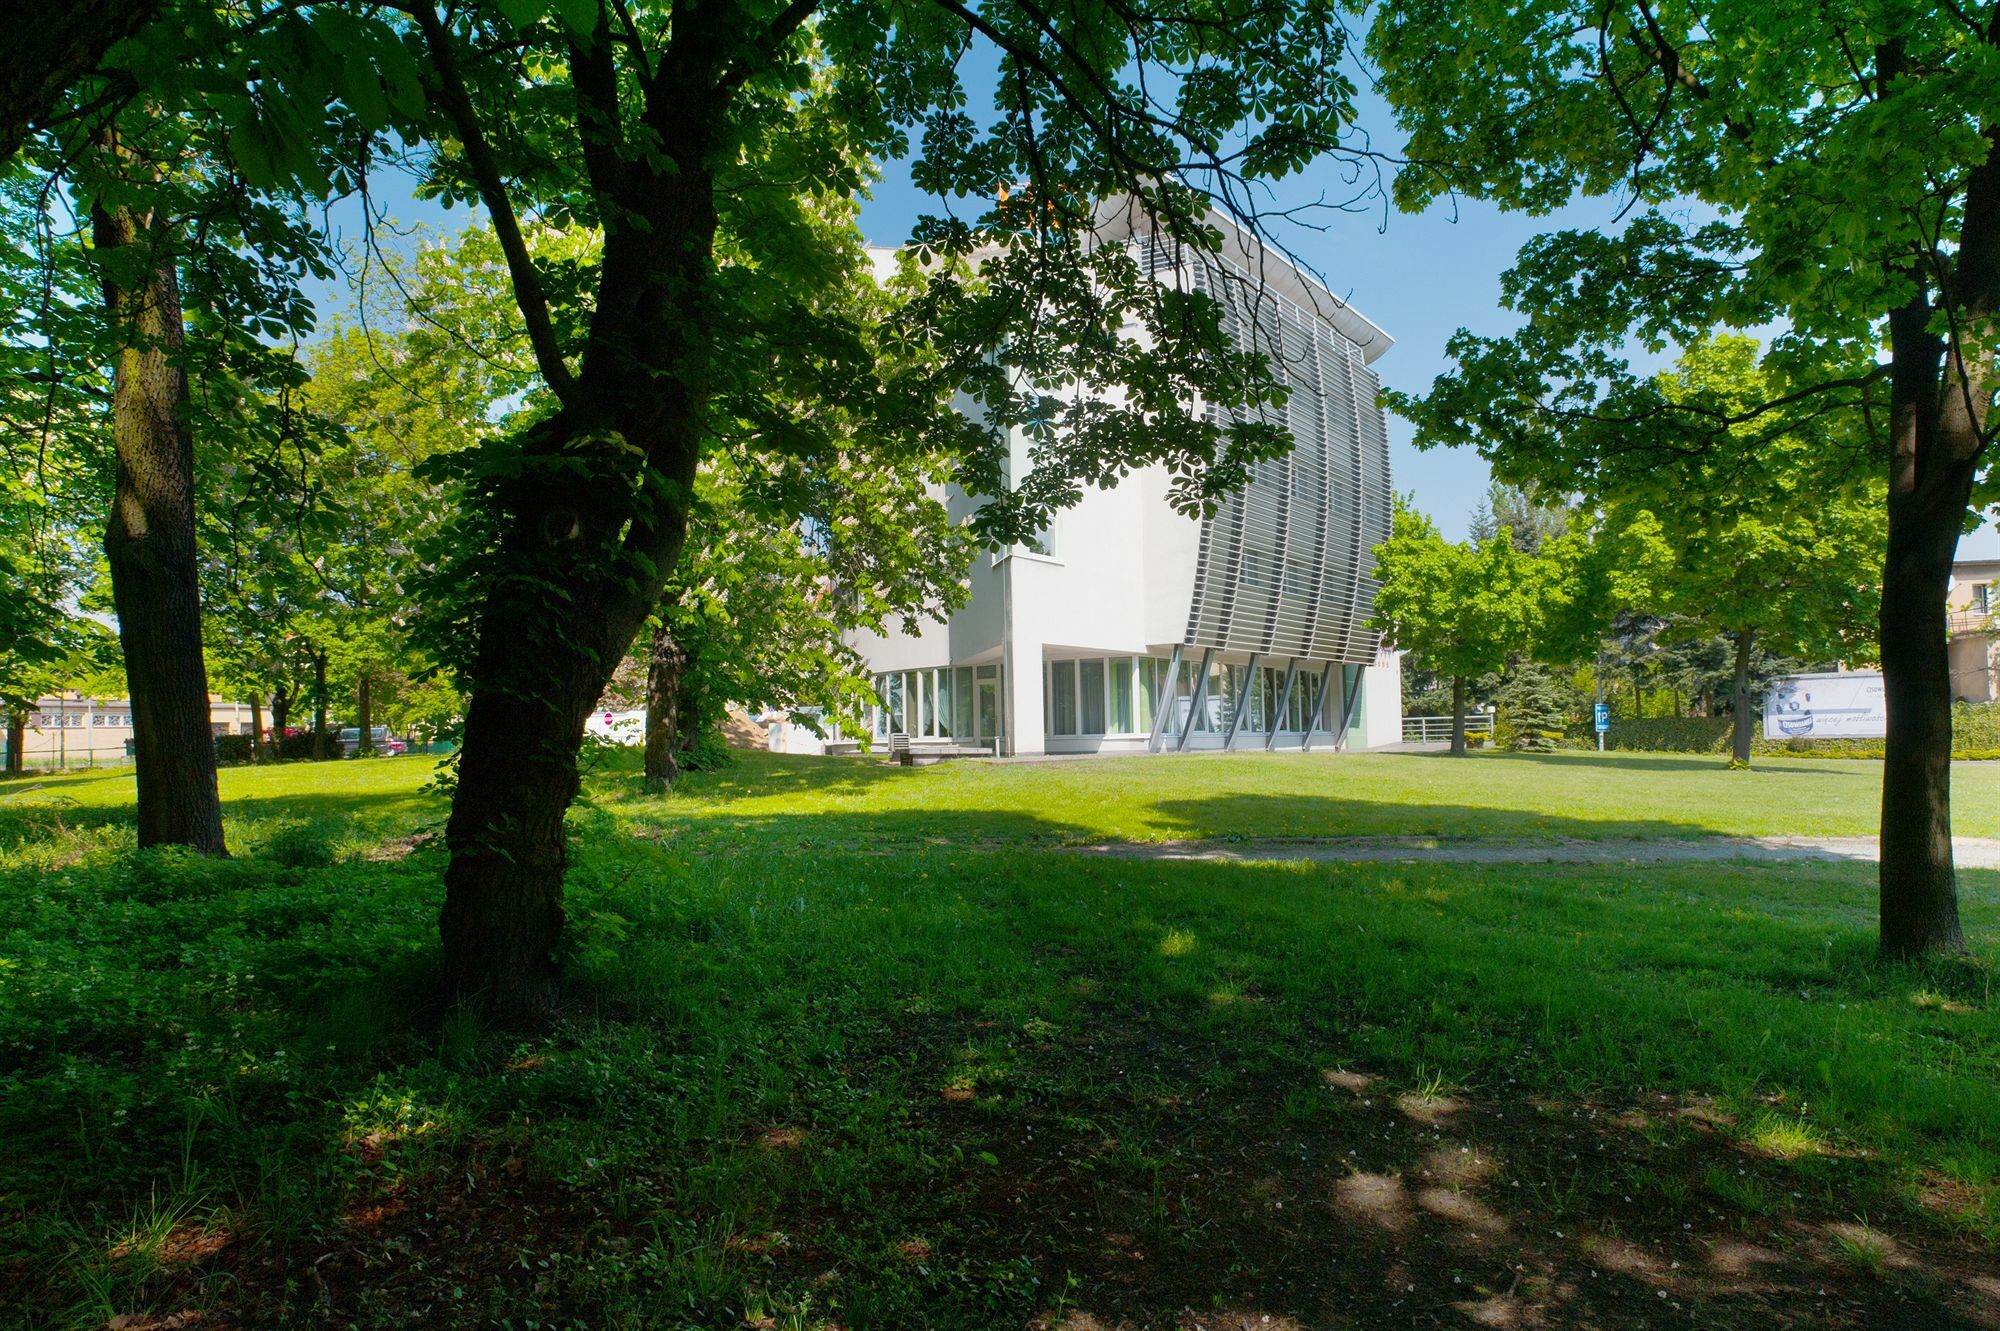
[848, 97, 2000, 558]
[325, 106, 2000, 559]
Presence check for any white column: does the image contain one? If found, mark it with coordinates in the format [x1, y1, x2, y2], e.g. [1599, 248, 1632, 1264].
[1357, 651, 1404, 749]
[1004, 637, 1046, 756]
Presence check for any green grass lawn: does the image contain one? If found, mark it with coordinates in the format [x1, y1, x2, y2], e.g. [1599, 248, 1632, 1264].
[641, 747, 2000, 846]
[2, 751, 1996, 1328]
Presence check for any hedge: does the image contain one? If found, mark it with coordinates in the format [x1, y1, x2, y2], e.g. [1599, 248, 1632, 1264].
[1559, 701, 2000, 759]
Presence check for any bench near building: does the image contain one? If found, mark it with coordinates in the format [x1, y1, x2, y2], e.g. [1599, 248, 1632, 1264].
[816, 205, 1402, 760]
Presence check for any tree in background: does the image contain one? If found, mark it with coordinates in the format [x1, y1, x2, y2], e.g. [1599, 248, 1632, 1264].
[0, 171, 110, 771]
[1495, 663, 1573, 752]
[1557, 339, 1885, 767]
[1370, 0, 1996, 954]
[1370, 502, 1550, 755]
[640, 440, 969, 787]
[1469, 480, 1568, 556]
[199, 226, 530, 763]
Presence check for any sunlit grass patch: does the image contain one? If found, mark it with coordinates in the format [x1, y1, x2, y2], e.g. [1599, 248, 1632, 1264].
[1743, 1110, 1833, 1160]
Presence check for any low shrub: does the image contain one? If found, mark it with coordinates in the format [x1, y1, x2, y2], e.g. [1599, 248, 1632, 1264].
[256, 819, 340, 868]
[1558, 716, 1734, 753]
[675, 727, 736, 773]
[1560, 701, 2000, 759]
[214, 734, 255, 766]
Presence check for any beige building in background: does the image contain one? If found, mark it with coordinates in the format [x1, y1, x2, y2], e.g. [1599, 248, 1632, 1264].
[8, 696, 259, 769]
[1949, 558, 1999, 703]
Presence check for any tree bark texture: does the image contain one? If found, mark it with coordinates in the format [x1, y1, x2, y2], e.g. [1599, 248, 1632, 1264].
[439, 449, 697, 1017]
[0, 0, 159, 163]
[357, 674, 374, 756]
[249, 691, 265, 763]
[4, 713, 22, 774]
[269, 684, 290, 743]
[93, 188, 225, 855]
[1449, 675, 1467, 757]
[644, 624, 685, 789]
[1729, 628, 1755, 767]
[1877, 469, 1970, 957]
[437, 217, 714, 1016]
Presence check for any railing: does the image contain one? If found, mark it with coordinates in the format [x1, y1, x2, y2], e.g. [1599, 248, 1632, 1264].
[1401, 714, 1495, 743]
[1948, 610, 1996, 637]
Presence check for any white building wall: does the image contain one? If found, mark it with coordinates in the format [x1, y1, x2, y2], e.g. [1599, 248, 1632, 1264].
[844, 217, 1405, 758]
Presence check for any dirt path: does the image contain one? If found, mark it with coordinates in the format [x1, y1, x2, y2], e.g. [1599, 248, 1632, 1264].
[1070, 834, 2000, 869]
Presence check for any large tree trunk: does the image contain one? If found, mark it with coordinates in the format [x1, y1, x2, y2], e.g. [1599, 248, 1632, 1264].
[429, 15, 718, 1018]
[1729, 628, 1755, 767]
[439, 446, 695, 1017]
[1449, 675, 1467, 756]
[441, 418, 706, 1018]
[4, 712, 22, 775]
[0, 0, 159, 163]
[249, 691, 265, 764]
[357, 674, 374, 756]
[644, 622, 685, 790]
[93, 186, 225, 855]
[269, 684, 290, 746]
[1876, 171, 1985, 956]
[1877, 465, 1970, 958]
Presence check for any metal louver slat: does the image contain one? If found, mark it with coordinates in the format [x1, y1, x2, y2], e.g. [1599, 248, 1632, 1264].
[1144, 235, 1391, 665]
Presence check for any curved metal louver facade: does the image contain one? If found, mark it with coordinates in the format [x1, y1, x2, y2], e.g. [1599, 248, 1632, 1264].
[1146, 242, 1393, 664]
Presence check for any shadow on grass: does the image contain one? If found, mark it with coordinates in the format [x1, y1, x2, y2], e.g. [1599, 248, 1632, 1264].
[1425, 749, 1883, 777]
[4, 788, 1996, 1328]
[1142, 791, 1732, 844]
[885, 1005, 2000, 1330]
[656, 787, 1766, 852]
[0, 766, 442, 857]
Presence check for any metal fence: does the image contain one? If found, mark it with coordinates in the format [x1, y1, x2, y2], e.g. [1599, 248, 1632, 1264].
[0, 743, 135, 773]
[1400, 714, 1495, 743]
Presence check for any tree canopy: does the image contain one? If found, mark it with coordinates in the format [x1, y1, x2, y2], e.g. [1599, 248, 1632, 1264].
[1369, 0, 1998, 954]
[1370, 501, 1552, 755]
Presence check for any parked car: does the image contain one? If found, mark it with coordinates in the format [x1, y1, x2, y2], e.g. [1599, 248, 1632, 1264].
[338, 726, 407, 758]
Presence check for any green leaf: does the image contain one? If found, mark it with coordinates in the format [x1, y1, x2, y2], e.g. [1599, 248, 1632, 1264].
[550, 0, 601, 36]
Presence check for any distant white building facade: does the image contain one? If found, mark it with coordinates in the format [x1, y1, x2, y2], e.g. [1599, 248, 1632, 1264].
[846, 207, 1402, 757]
[1948, 557, 1999, 702]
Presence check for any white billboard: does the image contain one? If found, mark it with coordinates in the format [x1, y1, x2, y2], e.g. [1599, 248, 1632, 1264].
[1763, 671, 1887, 740]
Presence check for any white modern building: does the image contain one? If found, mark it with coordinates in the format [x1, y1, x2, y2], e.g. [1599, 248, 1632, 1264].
[846, 204, 1402, 757]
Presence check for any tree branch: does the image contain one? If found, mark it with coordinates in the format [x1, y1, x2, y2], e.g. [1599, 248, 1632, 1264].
[411, 4, 579, 406]
[1628, 0, 1754, 147]
[712, 0, 822, 103]
[568, 7, 629, 207]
